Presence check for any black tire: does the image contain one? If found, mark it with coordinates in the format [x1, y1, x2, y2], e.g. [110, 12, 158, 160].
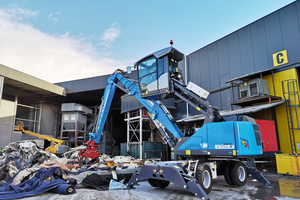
[224, 161, 234, 186]
[154, 180, 170, 188]
[195, 164, 213, 194]
[148, 179, 158, 187]
[229, 161, 247, 186]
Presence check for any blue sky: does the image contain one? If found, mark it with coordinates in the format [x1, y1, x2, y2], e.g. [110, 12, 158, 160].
[0, 0, 295, 82]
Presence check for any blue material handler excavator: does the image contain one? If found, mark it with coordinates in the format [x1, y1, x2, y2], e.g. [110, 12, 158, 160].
[79, 44, 272, 199]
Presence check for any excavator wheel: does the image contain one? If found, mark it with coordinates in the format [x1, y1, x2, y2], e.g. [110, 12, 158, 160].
[154, 180, 170, 188]
[148, 179, 170, 188]
[224, 161, 234, 186]
[229, 161, 247, 186]
[195, 164, 213, 194]
[148, 179, 158, 187]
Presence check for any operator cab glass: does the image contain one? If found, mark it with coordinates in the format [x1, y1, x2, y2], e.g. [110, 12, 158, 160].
[138, 56, 158, 91]
[136, 47, 184, 98]
[169, 58, 178, 73]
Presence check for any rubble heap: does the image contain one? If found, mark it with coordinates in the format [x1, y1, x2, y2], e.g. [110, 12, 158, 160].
[0, 141, 144, 199]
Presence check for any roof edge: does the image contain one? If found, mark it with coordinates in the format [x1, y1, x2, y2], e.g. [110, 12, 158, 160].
[0, 64, 66, 96]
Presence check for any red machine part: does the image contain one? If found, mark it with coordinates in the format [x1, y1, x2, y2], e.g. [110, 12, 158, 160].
[255, 119, 278, 152]
[79, 140, 100, 160]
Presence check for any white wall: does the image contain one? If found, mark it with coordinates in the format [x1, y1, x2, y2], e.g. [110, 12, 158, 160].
[0, 99, 15, 147]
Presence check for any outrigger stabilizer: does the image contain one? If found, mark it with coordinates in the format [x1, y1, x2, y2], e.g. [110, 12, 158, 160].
[126, 159, 272, 200]
[127, 162, 210, 200]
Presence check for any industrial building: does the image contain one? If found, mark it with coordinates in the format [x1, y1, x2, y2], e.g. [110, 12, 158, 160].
[1, 1, 300, 175]
[184, 0, 300, 175]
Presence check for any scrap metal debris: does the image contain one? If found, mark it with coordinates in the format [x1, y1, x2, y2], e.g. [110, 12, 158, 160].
[0, 141, 145, 199]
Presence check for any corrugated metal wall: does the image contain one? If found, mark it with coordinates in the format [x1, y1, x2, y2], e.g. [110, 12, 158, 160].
[186, 1, 300, 113]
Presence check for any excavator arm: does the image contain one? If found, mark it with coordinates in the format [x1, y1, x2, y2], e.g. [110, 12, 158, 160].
[171, 78, 223, 124]
[14, 122, 69, 154]
[80, 70, 185, 159]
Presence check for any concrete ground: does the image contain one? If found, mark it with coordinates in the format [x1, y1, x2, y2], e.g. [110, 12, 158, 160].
[22, 171, 300, 200]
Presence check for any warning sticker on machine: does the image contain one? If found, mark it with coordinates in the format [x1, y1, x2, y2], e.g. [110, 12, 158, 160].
[215, 144, 235, 149]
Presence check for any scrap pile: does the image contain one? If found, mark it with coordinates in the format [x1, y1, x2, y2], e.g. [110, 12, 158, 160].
[0, 141, 144, 199]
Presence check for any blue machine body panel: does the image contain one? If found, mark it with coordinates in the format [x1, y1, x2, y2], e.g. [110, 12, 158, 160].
[234, 121, 262, 156]
[177, 121, 262, 156]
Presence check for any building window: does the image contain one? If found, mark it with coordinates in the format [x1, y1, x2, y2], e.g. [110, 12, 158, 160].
[15, 103, 41, 133]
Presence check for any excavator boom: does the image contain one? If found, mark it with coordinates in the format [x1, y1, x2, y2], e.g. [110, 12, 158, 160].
[14, 122, 69, 154]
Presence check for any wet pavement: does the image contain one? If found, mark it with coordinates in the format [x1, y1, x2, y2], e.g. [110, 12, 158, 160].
[209, 171, 300, 200]
[254, 171, 300, 200]
[22, 170, 300, 200]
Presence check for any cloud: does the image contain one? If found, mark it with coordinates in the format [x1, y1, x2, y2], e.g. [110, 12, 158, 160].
[3, 6, 38, 21]
[0, 8, 129, 83]
[48, 11, 61, 22]
[100, 23, 121, 47]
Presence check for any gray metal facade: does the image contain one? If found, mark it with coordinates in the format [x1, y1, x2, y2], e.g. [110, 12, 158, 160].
[56, 75, 110, 94]
[121, 94, 175, 113]
[186, 1, 300, 114]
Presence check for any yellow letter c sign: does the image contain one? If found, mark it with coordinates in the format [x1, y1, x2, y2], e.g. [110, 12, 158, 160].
[273, 50, 288, 67]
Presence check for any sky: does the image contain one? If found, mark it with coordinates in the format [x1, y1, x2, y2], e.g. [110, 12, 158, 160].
[0, 0, 296, 83]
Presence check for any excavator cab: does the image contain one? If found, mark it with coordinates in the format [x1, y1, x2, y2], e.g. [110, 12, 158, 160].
[135, 45, 222, 123]
[136, 46, 184, 98]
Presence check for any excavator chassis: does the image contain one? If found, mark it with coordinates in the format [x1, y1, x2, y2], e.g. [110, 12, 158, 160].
[126, 159, 272, 200]
[127, 161, 210, 200]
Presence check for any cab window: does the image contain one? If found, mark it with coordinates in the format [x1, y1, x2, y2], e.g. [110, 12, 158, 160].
[138, 57, 158, 91]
